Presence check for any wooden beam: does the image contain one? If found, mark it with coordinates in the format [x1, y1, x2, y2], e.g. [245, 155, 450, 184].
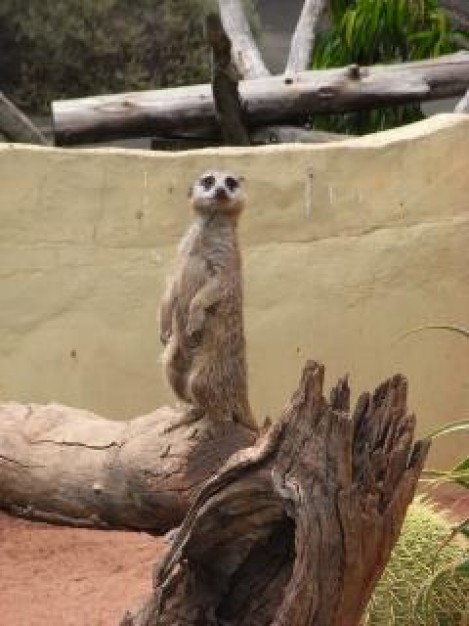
[0, 93, 48, 145]
[52, 52, 469, 146]
[285, 0, 328, 74]
[219, 0, 270, 79]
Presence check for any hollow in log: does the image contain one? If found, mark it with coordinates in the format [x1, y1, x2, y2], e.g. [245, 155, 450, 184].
[122, 361, 429, 626]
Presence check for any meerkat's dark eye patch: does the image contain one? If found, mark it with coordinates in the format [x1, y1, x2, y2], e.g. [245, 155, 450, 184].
[225, 176, 239, 192]
[200, 175, 215, 190]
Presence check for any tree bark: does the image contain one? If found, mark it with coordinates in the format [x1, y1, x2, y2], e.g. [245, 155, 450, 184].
[0, 93, 48, 145]
[122, 361, 429, 626]
[52, 52, 469, 145]
[0, 402, 254, 533]
[285, 0, 328, 75]
[218, 0, 270, 79]
[207, 13, 250, 146]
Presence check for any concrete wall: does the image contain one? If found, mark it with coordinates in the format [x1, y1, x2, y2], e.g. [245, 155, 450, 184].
[1, 114, 468, 466]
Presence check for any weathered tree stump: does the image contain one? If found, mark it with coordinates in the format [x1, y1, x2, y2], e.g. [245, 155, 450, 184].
[122, 361, 429, 626]
[0, 403, 254, 532]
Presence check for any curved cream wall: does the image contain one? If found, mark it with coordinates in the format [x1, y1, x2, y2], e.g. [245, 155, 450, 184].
[1, 114, 468, 466]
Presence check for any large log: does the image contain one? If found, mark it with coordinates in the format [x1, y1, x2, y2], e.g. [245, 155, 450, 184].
[0, 402, 254, 532]
[122, 361, 429, 626]
[52, 52, 469, 145]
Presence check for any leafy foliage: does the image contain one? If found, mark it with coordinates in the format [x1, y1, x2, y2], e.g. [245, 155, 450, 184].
[311, 0, 467, 134]
[0, 0, 211, 114]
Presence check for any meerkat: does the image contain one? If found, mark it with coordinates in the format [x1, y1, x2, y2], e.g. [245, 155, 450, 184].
[160, 170, 257, 431]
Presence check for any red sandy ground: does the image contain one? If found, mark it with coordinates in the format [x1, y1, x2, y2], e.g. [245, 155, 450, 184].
[0, 513, 167, 626]
[1, 486, 468, 626]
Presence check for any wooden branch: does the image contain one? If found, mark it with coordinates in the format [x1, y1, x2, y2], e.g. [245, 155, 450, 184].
[455, 87, 469, 112]
[218, 0, 270, 79]
[207, 12, 250, 146]
[52, 52, 469, 145]
[122, 361, 429, 626]
[442, 0, 469, 32]
[0, 402, 254, 532]
[285, 0, 328, 75]
[0, 93, 48, 145]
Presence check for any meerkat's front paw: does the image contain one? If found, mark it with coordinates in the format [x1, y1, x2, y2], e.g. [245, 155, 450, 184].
[160, 330, 171, 346]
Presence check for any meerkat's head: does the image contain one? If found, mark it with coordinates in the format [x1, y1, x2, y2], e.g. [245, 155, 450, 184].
[189, 170, 245, 218]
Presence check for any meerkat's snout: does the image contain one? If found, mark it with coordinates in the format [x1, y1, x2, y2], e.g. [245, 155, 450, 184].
[215, 186, 229, 201]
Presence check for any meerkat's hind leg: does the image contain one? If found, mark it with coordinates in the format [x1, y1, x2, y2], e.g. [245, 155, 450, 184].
[163, 337, 192, 404]
[185, 360, 210, 407]
[187, 363, 257, 431]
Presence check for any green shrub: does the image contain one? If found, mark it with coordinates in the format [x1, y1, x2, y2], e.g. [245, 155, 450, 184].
[367, 498, 468, 625]
[311, 0, 467, 134]
[0, 0, 211, 114]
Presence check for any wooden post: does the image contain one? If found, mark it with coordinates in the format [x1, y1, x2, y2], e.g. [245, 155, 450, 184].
[206, 13, 250, 146]
[455, 87, 469, 112]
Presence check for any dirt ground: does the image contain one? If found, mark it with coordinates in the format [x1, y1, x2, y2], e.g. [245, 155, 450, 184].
[0, 513, 167, 626]
[1, 486, 467, 626]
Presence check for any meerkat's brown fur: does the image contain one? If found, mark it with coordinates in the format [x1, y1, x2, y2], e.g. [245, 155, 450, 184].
[160, 170, 257, 431]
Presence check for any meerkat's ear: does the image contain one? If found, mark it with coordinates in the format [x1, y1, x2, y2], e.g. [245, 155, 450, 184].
[238, 175, 245, 183]
[187, 184, 194, 198]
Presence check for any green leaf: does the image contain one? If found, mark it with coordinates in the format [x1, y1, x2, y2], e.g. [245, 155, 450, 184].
[345, 9, 357, 49]
[425, 420, 469, 440]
